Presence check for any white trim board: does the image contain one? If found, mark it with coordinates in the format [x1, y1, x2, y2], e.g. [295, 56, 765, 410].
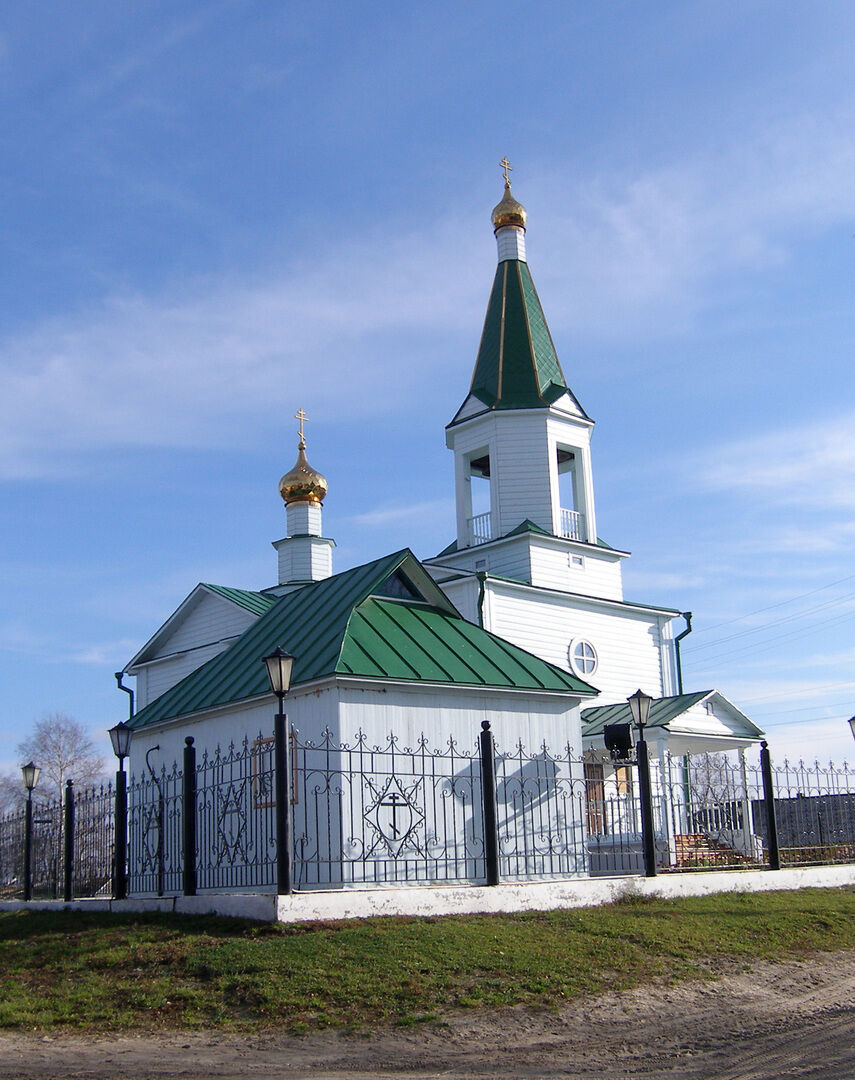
[1, 864, 853, 923]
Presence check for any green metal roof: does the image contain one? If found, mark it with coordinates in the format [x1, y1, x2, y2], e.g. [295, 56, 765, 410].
[581, 693, 711, 737]
[203, 584, 277, 616]
[129, 549, 595, 730]
[461, 259, 588, 416]
[340, 597, 593, 692]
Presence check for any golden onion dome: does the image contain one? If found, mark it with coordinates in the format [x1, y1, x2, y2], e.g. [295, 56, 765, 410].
[278, 440, 328, 505]
[491, 181, 527, 232]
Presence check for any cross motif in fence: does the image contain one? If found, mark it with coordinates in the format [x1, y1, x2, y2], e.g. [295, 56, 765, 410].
[364, 775, 424, 856]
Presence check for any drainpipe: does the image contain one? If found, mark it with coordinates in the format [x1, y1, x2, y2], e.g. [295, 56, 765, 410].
[673, 613, 693, 818]
[115, 671, 135, 720]
[674, 612, 693, 695]
[476, 571, 488, 629]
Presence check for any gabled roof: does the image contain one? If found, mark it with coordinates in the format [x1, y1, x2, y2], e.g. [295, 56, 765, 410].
[202, 584, 277, 616]
[125, 582, 276, 670]
[339, 597, 592, 692]
[129, 550, 596, 730]
[453, 259, 589, 420]
[581, 692, 764, 740]
[582, 693, 710, 736]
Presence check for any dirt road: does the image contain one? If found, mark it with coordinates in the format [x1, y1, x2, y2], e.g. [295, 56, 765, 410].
[1, 950, 853, 1079]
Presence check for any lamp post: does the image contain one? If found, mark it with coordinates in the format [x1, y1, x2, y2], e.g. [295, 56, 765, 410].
[848, 716, 855, 744]
[21, 761, 40, 902]
[627, 689, 657, 878]
[263, 647, 296, 896]
[108, 721, 131, 900]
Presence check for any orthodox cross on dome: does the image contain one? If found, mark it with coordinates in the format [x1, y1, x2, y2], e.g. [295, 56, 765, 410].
[295, 407, 309, 448]
[499, 156, 513, 185]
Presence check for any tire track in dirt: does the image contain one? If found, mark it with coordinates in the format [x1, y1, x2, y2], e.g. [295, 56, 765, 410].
[1, 951, 853, 1079]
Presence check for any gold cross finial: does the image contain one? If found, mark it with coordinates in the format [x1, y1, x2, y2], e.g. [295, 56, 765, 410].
[499, 156, 513, 185]
[295, 407, 309, 447]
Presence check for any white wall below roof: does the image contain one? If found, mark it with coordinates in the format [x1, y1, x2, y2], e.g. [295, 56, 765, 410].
[130, 591, 261, 709]
[435, 576, 480, 625]
[529, 540, 624, 599]
[484, 580, 667, 703]
[136, 640, 242, 709]
[128, 678, 584, 780]
[338, 681, 583, 758]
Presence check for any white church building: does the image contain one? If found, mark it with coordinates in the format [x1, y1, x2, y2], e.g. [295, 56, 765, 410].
[121, 173, 763, 889]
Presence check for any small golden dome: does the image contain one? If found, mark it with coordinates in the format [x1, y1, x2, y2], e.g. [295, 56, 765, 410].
[278, 440, 328, 505]
[491, 181, 527, 232]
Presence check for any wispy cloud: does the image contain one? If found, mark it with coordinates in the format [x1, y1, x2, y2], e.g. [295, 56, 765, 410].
[4, 107, 854, 482]
[696, 412, 855, 512]
[533, 107, 855, 335]
[0, 220, 484, 480]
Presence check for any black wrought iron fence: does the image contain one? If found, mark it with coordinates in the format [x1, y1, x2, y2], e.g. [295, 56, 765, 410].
[196, 737, 277, 891]
[292, 728, 486, 887]
[3, 729, 855, 901]
[654, 751, 768, 871]
[752, 759, 855, 866]
[127, 762, 183, 896]
[496, 740, 589, 879]
[70, 782, 114, 898]
[27, 797, 62, 899]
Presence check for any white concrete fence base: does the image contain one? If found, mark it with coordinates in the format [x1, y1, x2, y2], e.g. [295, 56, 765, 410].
[1, 863, 854, 923]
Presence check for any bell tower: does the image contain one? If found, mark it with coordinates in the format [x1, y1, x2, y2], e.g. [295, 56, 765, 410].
[446, 165, 598, 554]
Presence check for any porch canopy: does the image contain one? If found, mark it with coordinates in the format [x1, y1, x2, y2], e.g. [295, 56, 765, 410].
[582, 691, 764, 757]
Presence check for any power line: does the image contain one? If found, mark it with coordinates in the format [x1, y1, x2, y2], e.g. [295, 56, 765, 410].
[688, 607, 855, 666]
[749, 697, 855, 717]
[690, 588, 855, 654]
[691, 571, 855, 637]
[739, 680, 855, 705]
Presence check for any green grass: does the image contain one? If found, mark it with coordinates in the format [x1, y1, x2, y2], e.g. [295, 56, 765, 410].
[0, 887, 853, 1032]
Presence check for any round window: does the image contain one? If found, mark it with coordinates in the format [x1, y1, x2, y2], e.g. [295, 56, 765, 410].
[569, 639, 597, 676]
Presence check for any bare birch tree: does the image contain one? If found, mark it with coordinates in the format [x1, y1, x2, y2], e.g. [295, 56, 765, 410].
[15, 713, 106, 798]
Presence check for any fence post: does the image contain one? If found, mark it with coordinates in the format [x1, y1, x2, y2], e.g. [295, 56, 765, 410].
[274, 712, 293, 895]
[479, 721, 500, 886]
[63, 780, 74, 902]
[182, 737, 197, 896]
[23, 789, 34, 902]
[760, 741, 781, 870]
[114, 769, 128, 900]
[636, 738, 658, 877]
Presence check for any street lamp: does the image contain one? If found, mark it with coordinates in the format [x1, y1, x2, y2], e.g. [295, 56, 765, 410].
[626, 690, 656, 879]
[263, 647, 296, 896]
[848, 715, 855, 744]
[628, 688, 653, 740]
[21, 761, 39, 902]
[263, 647, 295, 703]
[108, 722, 131, 901]
[109, 721, 132, 763]
[21, 762, 40, 793]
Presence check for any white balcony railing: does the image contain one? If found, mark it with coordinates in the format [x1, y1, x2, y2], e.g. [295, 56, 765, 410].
[467, 512, 492, 546]
[560, 508, 586, 542]
[468, 508, 584, 546]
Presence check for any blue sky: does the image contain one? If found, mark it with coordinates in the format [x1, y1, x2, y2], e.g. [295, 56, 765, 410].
[2, 1, 855, 773]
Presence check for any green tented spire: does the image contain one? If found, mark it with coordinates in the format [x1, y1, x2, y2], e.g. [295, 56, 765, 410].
[469, 258, 571, 410]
